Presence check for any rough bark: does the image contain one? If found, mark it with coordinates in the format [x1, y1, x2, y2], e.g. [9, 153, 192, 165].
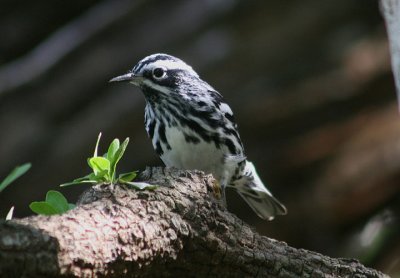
[0, 167, 387, 278]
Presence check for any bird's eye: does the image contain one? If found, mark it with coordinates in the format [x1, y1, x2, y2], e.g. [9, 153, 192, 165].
[152, 67, 166, 79]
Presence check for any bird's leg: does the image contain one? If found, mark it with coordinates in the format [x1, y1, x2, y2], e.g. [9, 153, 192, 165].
[216, 154, 246, 208]
[221, 183, 228, 207]
[219, 175, 229, 208]
[211, 179, 228, 207]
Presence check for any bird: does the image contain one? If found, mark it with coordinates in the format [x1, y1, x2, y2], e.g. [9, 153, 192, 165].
[110, 53, 287, 220]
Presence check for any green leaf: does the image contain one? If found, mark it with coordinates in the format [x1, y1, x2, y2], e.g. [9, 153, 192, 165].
[73, 173, 97, 182]
[29, 202, 59, 215]
[110, 137, 129, 182]
[94, 132, 102, 157]
[96, 170, 109, 180]
[107, 139, 120, 180]
[88, 157, 111, 177]
[125, 181, 158, 191]
[60, 172, 107, 187]
[118, 171, 137, 182]
[60, 179, 98, 187]
[30, 191, 75, 215]
[0, 163, 31, 193]
[107, 139, 120, 164]
[45, 190, 69, 213]
[117, 138, 130, 161]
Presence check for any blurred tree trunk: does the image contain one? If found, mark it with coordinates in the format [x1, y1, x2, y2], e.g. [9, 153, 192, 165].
[0, 168, 387, 277]
[381, 0, 400, 101]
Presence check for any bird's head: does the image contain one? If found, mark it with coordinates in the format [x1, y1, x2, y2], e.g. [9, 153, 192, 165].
[109, 54, 205, 100]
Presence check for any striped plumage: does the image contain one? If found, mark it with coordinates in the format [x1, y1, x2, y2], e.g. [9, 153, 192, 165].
[110, 53, 287, 220]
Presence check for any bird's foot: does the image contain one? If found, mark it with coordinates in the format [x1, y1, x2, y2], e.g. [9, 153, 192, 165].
[211, 180, 227, 207]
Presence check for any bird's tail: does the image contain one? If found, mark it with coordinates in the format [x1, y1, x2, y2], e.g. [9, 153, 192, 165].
[234, 161, 287, 220]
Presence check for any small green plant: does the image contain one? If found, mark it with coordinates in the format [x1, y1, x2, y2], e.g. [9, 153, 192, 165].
[29, 133, 156, 216]
[60, 133, 156, 190]
[29, 190, 75, 215]
[0, 163, 31, 193]
[60, 133, 136, 186]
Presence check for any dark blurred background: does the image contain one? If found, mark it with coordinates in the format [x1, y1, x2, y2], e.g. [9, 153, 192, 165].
[0, 0, 399, 275]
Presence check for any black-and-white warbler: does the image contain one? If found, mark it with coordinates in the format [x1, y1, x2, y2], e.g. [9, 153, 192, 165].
[110, 54, 287, 220]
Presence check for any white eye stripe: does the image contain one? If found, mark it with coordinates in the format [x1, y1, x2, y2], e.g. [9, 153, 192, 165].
[140, 59, 199, 78]
[153, 60, 194, 73]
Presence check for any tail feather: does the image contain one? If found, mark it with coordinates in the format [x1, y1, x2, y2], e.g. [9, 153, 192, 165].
[235, 161, 287, 220]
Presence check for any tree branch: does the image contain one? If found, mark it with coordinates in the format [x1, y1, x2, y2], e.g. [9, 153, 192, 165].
[0, 167, 387, 277]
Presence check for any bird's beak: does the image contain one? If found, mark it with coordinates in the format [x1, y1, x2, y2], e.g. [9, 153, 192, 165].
[109, 72, 143, 86]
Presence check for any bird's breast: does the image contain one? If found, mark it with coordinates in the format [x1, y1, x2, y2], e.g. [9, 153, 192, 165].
[157, 125, 226, 180]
